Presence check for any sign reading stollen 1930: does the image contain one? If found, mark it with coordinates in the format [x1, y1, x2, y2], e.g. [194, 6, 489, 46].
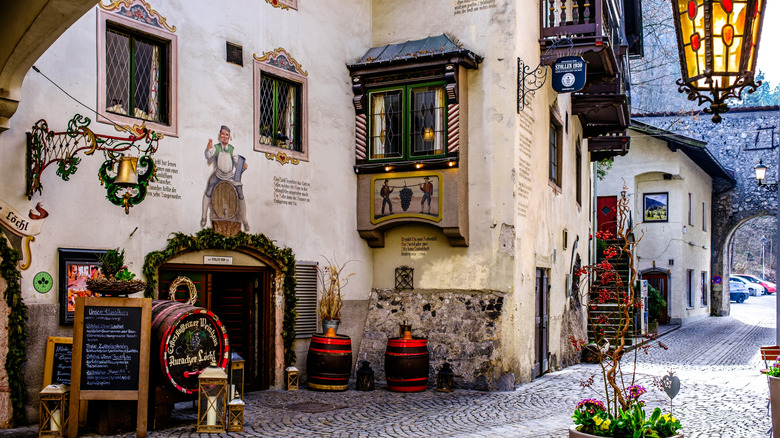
[551, 56, 587, 93]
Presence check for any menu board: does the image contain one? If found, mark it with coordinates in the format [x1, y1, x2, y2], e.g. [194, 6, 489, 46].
[69, 297, 150, 438]
[43, 337, 73, 387]
[80, 306, 142, 391]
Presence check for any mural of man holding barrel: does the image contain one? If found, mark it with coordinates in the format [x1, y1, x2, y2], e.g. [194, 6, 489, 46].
[201, 125, 250, 231]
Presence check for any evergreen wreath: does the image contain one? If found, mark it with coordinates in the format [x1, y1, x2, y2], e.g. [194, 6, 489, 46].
[142, 228, 298, 366]
[0, 233, 27, 425]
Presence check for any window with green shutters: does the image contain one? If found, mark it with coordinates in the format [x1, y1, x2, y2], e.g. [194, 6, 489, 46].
[368, 82, 447, 163]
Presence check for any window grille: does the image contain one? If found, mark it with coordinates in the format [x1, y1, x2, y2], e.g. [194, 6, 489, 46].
[395, 266, 414, 290]
[258, 74, 301, 151]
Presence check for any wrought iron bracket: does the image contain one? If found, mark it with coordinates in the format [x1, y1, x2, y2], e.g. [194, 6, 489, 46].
[517, 38, 574, 113]
[26, 114, 162, 213]
[676, 77, 761, 123]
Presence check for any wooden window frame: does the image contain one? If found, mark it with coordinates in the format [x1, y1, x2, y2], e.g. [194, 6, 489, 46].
[701, 271, 708, 306]
[686, 269, 694, 308]
[549, 113, 563, 188]
[97, 9, 178, 136]
[702, 201, 707, 231]
[253, 58, 308, 161]
[688, 193, 694, 226]
[575, 138, 582, 206]
[365, 81, 448, 164]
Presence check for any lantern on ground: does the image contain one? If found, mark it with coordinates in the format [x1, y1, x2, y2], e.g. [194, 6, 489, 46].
[356, 361, 375, 391]
[229, 351, 245, 401]
[670, 0, 766, 122]
[227, 397, 244, 432]
[39, 384, 69, 437]
[197, 361, 228, 433]
[436, 362, 455, 393]
[286, 366, 299, 391]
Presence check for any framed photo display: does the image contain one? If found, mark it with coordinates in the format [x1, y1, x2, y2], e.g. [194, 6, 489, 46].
[58, 248, 106, 325]
[643, 193, 669, 222]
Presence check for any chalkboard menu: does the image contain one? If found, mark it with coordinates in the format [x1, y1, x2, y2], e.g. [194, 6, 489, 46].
[43, 337, 73, 387]
[69, 297, 151, 438]
[80, 306, 142, 391]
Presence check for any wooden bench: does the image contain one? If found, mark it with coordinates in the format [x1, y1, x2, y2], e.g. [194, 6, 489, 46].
[761, 345, 780, 374]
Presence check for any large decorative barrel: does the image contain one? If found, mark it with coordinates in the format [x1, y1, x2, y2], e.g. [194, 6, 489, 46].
[151, 300, 230, 394]
[385, 337, 429, 392]
[306, 334, 352, 391]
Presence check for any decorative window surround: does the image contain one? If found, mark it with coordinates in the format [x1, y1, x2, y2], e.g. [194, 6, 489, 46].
[97, 0, 178, 137]
[253, 48, 308, 164]
[266, 0, 298, 10]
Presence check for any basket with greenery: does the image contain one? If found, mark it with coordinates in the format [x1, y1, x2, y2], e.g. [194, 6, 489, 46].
[86, 248, 145, 295]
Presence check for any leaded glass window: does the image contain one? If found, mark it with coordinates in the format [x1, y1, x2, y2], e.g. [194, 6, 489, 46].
[367, 83, 447, 162]
[105, 26, 168, 124]
[257, 73, 301, 152]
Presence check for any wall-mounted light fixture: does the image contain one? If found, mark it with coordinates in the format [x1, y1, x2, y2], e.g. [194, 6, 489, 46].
[670, 0, 766, 123]
[27, 114, 161, 214]
[754, 159, 778, 191]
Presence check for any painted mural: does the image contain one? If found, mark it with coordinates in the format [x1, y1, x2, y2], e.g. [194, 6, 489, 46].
[202, 125, 250, 231]
[371, 173, 442, 224]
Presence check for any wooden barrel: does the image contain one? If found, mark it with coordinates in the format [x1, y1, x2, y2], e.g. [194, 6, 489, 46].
[151, 300, 230, 394]
[306, 334, 352, 391]
[385, 337, 429, 392]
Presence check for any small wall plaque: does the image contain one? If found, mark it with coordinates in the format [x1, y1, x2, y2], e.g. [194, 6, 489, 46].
[204, 256, 233, 265]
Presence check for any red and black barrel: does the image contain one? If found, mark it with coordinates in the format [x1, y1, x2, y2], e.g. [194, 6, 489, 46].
[151, 300, 230, 394]
[385, 337, 429, 392]
[307, 334, 352, 391]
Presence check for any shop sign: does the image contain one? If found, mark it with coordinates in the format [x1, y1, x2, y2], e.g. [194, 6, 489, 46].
[551, 56, 586, 93]
[204, 256, 233, 265]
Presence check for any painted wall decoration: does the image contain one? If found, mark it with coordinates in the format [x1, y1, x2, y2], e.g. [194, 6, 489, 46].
[371, 173, 443, 224]
[99, 0, 177, 33]
[202, 125, 250, 232]
[265, 0, 298, 10]
[58, 249, 106, 325]
[0, 199, 48, 270]
[643, 192, 669, 222]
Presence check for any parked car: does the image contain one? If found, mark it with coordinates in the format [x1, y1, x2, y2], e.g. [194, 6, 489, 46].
[729, 280, 750, 303]
[733, 274, 775, 294]
[730, 276, 763, 296]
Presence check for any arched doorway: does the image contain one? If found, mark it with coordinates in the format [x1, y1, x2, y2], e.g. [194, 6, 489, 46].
[158, 254, 275, 391]
[641, 268, 670, 324]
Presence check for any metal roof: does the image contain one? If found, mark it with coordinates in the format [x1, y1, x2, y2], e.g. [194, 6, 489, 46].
[630, 120, 736, 186]
[349, 34, 481, 68]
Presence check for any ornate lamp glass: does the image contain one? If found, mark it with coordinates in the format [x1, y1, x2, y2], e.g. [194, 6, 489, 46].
[38, 384, 69, 437]
[755, 160, 768, 182]
[197, 362, 228, 433]
[671, 0, 765, 122]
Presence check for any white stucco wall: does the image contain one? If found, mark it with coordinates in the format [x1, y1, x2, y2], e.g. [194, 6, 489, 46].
[601, 128, 713, 325]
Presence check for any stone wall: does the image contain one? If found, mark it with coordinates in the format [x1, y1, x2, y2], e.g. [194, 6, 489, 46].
[357, 288, 511, 391]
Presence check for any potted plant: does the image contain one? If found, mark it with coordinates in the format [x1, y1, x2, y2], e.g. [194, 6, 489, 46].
[86, 248, 145, 296]
[317, 256, 354, 337]
[766, 361, 780, 435]
[647, 285, 666, 334]
[569, 192, 683, 438]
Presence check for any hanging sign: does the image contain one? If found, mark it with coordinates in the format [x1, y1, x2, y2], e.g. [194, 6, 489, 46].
[551, 56, 587, 93]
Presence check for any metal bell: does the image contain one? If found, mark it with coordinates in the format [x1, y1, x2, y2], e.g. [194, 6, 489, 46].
[115, 156, 139, 186]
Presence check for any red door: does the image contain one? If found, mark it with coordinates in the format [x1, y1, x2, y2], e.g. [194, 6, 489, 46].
[642, 272, 669, 324]
[597, 196, 618, 235]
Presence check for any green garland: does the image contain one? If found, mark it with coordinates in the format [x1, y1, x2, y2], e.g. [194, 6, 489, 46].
[0, 233, 27, 426]
[142, 228, 298, 366]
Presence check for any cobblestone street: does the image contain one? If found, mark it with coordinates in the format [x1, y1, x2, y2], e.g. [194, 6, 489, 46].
[6, 295, 776, 437]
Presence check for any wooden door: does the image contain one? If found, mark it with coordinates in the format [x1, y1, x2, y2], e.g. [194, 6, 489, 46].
[534, 268, 549, 378]
[158, 265, 273, 391]
[597, 196, 618, 235]
[643, 272, 669, 324]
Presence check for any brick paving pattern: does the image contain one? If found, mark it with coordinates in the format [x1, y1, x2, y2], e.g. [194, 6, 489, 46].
[4, 296, 776, 437]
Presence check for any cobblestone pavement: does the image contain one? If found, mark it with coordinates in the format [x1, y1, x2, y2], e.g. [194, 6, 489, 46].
[5, 296, 776, 437]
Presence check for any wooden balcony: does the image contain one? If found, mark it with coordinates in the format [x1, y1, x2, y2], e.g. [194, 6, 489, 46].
[540, 0, 633, 160]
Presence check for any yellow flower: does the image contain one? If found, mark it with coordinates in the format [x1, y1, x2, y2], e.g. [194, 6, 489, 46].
[661, 414, 676, 422]
[600, 419, 611, 431]
[594, 417, 603, 426]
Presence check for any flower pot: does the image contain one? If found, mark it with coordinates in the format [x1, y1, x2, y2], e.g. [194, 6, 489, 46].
[322, 319, 340, 336]
[569, 425, 684, 437]
[769, 375, 780, 435]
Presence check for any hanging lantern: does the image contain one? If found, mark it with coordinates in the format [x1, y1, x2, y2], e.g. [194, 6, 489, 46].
[39, 384, 69, 437]
[670, 0, 765, 122]
[197, 361, 228, 433]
